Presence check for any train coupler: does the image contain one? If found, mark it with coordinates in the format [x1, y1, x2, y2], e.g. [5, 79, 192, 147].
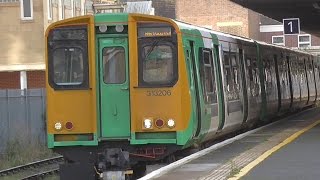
[100, 170, 133, 180]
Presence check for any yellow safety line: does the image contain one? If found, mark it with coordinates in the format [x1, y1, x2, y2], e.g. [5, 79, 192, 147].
[229, 119, 320, 180]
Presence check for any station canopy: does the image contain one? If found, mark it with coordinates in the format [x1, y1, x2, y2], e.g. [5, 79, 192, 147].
[230, 0, 320, 37]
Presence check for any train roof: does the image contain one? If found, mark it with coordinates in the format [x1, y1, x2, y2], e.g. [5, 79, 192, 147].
[172, 17, 314, 56]
[173, 20, 254, 43]
[256, 40, 313, 56]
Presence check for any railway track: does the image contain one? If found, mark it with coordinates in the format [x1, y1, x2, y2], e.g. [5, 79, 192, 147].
[0, 156, 63, 179]
[21, 168, 59, 180]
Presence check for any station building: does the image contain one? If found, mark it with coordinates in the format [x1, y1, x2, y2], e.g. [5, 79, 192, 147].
[0, 0, 85, 89]
[259, 16, 320, 55]
[0, 0, 319, 89]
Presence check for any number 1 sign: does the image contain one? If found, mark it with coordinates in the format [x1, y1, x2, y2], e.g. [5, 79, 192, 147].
[283, 18, 300, 35]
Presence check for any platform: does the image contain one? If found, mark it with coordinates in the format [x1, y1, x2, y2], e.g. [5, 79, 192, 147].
[140, 107, 320, 180]
[240, 120, 320, 180]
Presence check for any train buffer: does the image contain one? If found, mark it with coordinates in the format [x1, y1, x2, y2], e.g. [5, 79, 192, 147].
[141, 107, 320, 180]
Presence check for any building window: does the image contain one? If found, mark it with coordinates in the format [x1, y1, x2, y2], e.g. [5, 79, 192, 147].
[75, 0, 80, 8]
[20, 0, 33, 20]
[59, 0, 65, 20]
[298, 34, 311, 48]
[48, 0, 52, 20]
[0, 0, 19, 3]
[62, 0, 65, 19]
[72, 0, 75, 17]
[272, 36, 284, 46]
[64, 0, 71, 7]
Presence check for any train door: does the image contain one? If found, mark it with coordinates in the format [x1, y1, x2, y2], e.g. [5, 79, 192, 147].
[98, 37, 130, 138]
[185, 40, 204, 137]
[239, 48, 248, 123]
[222, 43, 245, 127]
[199, 47, 220, 134]
[243, 45, 261, 124]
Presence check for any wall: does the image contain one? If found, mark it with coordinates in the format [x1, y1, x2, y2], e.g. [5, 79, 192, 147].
[0, 89, 46, 153]
[0, 1, 45, 71]
[27, 71, 46, 89]
[152, 0, 175, 19]
[248, 10, 261, 40]
[260, 31, 320, 48]
[176, 0, 256, 38]
[0, 72, 20, 89]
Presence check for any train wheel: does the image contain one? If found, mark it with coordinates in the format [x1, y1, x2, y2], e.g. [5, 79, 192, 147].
[165, 154, 176, 164]
[131, 162, 146, 179]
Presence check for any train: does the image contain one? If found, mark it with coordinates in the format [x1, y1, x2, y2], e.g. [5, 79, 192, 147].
[45, 13, 320, 179]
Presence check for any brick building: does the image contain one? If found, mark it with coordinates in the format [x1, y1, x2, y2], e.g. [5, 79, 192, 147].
[175, 0, 261, 39]
[123, 0, 261, 39]
[0, 0, 84, 89]
[259, 16, 320, 55]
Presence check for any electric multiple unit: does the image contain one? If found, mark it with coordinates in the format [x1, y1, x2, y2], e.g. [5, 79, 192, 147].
[45, 13, 320, 179]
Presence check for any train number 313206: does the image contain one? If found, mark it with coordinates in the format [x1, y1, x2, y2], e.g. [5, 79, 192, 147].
[146, 90, 172, 96]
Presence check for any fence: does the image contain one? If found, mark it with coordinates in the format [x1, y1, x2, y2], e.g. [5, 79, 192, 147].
[0, 89, 46, 153]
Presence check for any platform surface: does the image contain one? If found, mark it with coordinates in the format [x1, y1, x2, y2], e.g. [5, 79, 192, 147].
[147, 107, 320, 180]
[242, 123, 320, 180]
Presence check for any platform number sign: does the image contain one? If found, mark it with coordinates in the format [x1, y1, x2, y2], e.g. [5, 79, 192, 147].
[283, 18, 300, 35]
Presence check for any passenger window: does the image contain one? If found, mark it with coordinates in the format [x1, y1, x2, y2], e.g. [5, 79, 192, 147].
[223, 51, 240, 100]
[223, 51, 232, 91]
[252, 59, 260, 97]
[263, 58, 272, 94]
[246, 58, 253, 82]
[230, 54, 240, 95]
[201, 49, 217, 104]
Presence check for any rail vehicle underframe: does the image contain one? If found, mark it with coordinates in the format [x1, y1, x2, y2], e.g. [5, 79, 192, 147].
[55, 142, 181, 180]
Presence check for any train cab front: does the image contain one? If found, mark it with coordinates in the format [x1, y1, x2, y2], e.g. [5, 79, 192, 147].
[45, 14, 192, 180]
[126, 14, 192, 163]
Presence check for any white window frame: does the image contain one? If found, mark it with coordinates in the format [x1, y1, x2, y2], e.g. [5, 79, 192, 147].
[59, 0, 65, 20]
[61, 0, 65, 20]
[20, 0, 33, 20]
[47, 0, 53, 20]
[272, 35, 285, 46]
[298, 34, 311, 48]
[71, 0, 75, 17]
[0, 0, 19, 3]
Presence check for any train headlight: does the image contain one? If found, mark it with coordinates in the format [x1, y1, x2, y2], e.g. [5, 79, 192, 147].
[115, 25, 124, 32]
[143, 118, 153, 129]
[99, 25, 108, 32]
[54, 122, 62, 130]
[167, 119, 175, 128]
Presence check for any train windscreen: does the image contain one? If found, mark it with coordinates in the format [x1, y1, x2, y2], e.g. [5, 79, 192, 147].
[137, 23, 178, 87]
[47, 25, 89, 90]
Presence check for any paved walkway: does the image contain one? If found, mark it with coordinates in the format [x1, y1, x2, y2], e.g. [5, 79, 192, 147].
[140, 108, 320, 180]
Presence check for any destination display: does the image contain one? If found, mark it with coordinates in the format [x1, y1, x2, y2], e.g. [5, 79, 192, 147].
[51, 26, 87, 41]
[138, 27, 172, 38]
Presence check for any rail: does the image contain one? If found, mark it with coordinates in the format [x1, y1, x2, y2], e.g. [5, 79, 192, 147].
[0, 156, 63, 177]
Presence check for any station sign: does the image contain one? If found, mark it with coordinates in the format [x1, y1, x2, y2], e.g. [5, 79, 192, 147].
[283, 18, 300, 35]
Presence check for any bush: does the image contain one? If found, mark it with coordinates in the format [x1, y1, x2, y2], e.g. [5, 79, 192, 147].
[0, 137, 56, 170]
